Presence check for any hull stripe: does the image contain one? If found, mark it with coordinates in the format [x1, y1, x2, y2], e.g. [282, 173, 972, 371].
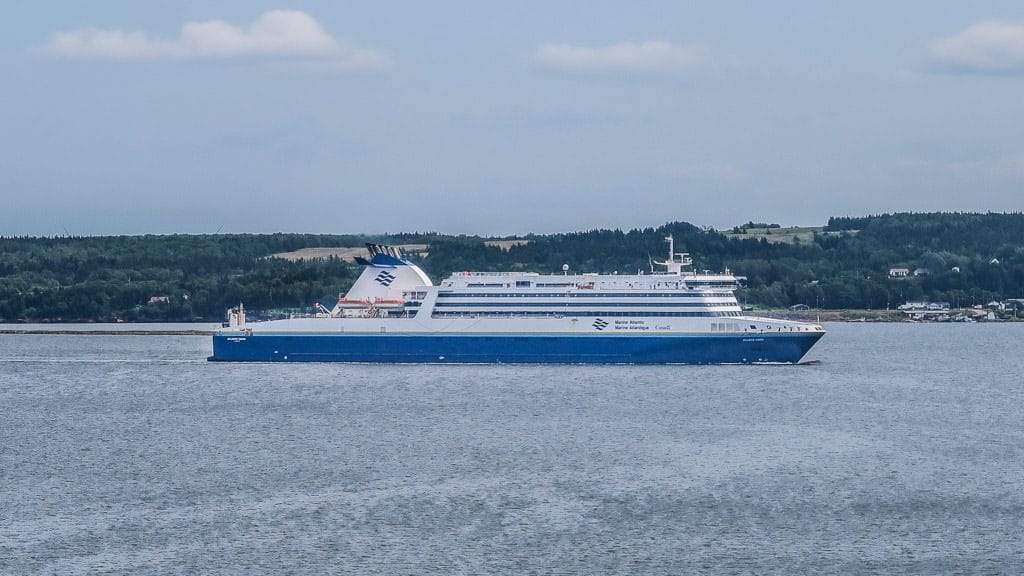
[210, 332, 824, 364]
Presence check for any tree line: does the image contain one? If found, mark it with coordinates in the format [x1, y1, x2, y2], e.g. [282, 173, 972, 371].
[1, 213, 1022, 321]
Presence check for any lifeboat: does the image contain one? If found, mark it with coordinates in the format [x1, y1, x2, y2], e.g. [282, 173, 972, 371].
[372, 298, 406, 309]
[336, 297, 371, 309]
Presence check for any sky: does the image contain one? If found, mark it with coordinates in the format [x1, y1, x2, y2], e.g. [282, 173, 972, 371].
[2, 1, 1024, 236]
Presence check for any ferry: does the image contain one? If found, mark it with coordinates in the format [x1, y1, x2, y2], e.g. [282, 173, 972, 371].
[209, 238, 825, 363]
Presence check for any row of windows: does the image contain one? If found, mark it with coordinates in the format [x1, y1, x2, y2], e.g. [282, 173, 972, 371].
[466, 281, 583, 288]
[437, 292, 735, 299]
[433, 302, 737, 308]
[430, 311, 743, 318]
[567, 292, 734, 298]
[686, 281, 739, 287]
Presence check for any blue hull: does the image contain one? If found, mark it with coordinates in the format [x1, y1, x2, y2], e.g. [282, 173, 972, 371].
[209, 332, 824, 364]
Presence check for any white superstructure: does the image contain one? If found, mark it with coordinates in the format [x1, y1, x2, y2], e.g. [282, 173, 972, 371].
[231, 238, 824, 337]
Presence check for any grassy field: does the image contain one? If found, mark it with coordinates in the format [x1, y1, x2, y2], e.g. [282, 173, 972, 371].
[270, 239, 532, 261]
[269, 244, 429, 262]
[722, 226, 854, 244]
[484, 239, 531, 250]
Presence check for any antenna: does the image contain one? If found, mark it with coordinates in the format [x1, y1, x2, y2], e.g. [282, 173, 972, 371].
[562, 264, 569, 276]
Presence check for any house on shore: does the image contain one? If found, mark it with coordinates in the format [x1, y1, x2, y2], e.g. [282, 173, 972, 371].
[898, 301, 951, 320]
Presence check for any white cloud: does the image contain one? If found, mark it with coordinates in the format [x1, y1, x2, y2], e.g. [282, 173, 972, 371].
[929, 21, 1024, 73]
[534, 41, 709, 75]
[40, 10, 390, 70]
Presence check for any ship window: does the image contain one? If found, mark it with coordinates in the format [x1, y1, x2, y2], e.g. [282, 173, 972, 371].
[430, 310, 733, 319]
[516, 280, 531, 288]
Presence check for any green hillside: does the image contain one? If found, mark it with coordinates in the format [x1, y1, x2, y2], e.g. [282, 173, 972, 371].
[1, 212, 1022, 321]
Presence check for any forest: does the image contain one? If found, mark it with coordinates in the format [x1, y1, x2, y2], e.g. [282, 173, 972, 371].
[1, 212, 1022, 322]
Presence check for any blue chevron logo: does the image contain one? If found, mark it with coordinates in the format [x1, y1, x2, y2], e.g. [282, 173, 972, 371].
[375, 271, 397, 286]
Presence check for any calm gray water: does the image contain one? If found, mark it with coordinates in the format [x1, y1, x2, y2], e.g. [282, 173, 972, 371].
[0, 323, 220, 333]
[2, 324, 1022, 575]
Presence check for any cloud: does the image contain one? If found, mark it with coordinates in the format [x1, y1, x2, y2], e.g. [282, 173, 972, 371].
[929, 21, 1024, 73]
[534, 41, 709, 75]
[40, 10, 390, 70]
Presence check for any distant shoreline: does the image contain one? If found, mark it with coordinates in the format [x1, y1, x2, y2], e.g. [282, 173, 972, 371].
[759, 309, 1022, 322]
[1, 310, 1020, 336]
[0, 329, 215, 335]
[0, 322, 219, 336]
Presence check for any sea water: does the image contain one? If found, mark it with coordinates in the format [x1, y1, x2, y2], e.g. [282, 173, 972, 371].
[1, 324, 1022, 574]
